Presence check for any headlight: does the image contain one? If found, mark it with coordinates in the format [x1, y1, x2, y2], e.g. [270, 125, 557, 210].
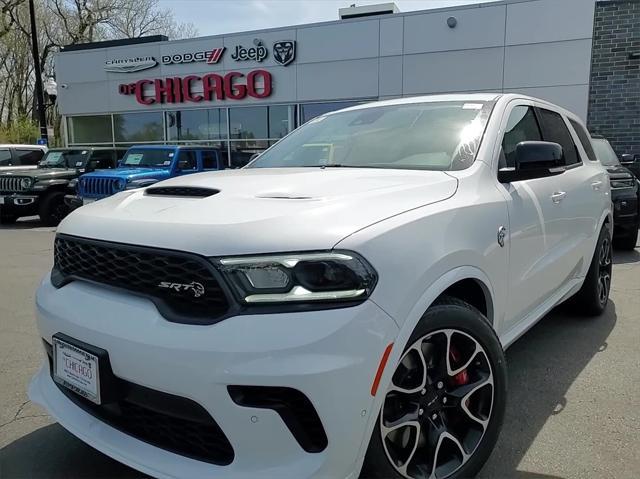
[68, 178, 78, 189]
[610, 177, 636, 189]
[218, 251, 377, 304]
[20, 178, 33, 189]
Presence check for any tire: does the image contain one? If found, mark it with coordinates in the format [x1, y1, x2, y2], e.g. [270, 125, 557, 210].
[613, 225, 638, 251]
[38, 191, 68, 226]
[570, 222, 613, 316]
[361, 297, 507, 479]
[0, 214, 18, 225]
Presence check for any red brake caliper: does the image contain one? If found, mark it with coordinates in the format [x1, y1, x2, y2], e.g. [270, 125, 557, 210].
[449, 346, 469, 386]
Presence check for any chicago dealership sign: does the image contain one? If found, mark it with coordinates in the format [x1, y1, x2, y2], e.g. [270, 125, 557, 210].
[118, 69, 272, 105]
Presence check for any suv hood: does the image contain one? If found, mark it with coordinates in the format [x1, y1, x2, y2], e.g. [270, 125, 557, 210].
[84, 168, 171, 181]
[0, 167, 77, 180]
[60, 168, 458, 256]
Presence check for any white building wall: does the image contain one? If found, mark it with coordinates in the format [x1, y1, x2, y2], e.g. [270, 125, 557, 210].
[56, 0, 596, 120]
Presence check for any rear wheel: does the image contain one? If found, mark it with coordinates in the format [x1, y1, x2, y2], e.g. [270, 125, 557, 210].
[38, 191, 68, 226]
[570, 223, 612, 316]
[361, 297, 507, 479]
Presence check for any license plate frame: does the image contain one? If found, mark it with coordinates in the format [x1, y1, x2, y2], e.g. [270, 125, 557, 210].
[53, 336, 102, 404]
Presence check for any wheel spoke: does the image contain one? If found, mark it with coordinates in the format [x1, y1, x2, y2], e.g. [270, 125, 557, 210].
[446, 331, 480, 377]
[395, 422, 422, 477]
[449, 375, 493, 428]
[381, 411, 420, 435]
[428, 431, 470, 479]
[389, 343, 428, 395]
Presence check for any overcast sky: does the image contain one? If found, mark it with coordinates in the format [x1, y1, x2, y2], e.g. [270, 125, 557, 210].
[159, 0, 494, 37]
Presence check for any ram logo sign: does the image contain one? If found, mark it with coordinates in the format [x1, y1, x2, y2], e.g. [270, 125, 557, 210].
[273, 41, 296, 66]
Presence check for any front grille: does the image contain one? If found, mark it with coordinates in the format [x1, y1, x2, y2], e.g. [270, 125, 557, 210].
[53, 235, 231, 324]
[78, 176, 123, 198]
[146, 186, 219, 197]
[0, 176, 28, 193]
[44, 344, 234, 465]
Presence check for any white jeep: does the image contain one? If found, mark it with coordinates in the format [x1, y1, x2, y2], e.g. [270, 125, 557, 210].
[30, 94, 612, 479]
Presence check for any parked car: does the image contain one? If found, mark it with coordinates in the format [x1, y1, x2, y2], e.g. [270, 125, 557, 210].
[591, 135, 639, 250]
[30, 94, 612, 479]
[620, 152, 640, 180]
[0, 144, 47, 171]
[0, 147, 125, 225]
[66, 145, 226, 210]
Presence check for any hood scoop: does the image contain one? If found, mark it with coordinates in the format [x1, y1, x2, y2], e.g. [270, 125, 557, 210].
[145, 186, 220, 198]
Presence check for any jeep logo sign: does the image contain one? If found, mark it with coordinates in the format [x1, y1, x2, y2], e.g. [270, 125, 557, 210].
[231, 39, 268, 62]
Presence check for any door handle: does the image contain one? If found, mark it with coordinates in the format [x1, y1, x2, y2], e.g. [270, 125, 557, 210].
[591, 181, 603, 191]
[551, 191, 566, 204]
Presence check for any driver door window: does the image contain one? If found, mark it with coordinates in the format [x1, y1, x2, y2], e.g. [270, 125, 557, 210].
[501, 106, 542, 168]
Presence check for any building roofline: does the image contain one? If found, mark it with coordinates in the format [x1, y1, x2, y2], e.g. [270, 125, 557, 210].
[57, 0, 546, 55]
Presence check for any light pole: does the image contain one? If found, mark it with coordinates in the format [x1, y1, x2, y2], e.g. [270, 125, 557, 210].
[28, 0, 48, 144]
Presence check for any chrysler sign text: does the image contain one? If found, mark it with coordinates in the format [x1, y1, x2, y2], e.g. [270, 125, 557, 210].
[118, 70, 272, 105]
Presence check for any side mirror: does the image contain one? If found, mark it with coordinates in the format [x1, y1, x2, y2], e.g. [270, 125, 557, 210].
[117, 160, 123, 168]
[620, 153, 634, 164]
[498, 141, 565, 183]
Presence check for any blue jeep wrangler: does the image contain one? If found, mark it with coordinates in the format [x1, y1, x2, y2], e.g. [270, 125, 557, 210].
[67, 145, 225, 209]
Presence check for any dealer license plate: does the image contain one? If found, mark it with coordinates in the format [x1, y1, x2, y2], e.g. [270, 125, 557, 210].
[53, 338, 101, 404]
[82, 198, 96, 206]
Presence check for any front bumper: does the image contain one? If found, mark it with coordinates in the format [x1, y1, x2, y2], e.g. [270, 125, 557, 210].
[0, 194, 39, 216]
[30, 274, 398, 479]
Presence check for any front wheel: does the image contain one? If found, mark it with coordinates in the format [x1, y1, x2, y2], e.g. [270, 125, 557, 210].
[0, 214, 18, 225]
[361, 297, 507, 479]
[613, 225, 638, 251]
[38, 191, 68, 226]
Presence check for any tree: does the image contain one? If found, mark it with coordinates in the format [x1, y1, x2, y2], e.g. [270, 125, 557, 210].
[0, 0, 197, 140]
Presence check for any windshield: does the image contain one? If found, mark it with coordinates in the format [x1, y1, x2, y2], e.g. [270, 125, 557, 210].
[248, 101, 494, 171]
[122, 149, 175, 168]
[39, 150, 89, 168]
[592, 138, 620, 166]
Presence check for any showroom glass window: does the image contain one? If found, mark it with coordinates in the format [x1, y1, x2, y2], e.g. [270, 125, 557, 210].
[166, 109, 227, 141]
[113, 112, 163, 143]
[67, 115, 113, 144]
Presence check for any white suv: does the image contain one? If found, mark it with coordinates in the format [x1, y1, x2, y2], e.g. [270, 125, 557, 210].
[30, 94, 612, 479]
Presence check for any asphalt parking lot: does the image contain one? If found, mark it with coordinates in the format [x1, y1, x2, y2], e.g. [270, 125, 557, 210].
[0, 218, 639, 479]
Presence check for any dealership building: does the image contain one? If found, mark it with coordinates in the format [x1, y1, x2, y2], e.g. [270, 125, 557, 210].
[55, 0, 640, 166]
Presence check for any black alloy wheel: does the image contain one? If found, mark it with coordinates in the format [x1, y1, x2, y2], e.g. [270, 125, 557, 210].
[361, 297, 507, 479]
[596, 233, 612, 308]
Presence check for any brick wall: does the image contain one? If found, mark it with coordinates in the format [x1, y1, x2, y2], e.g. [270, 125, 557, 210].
[588, 0, 640, 156]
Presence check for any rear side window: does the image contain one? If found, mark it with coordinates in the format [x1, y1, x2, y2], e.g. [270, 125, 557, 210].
[15, 148, 44, 165]
[537, 108, 580, 166]
[178, 151, 197, 171]
[501, 106, 542, 168]
[202, 151, 219, 170]
[0, 149, 11, 166]
[568, 119, 598, 162]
